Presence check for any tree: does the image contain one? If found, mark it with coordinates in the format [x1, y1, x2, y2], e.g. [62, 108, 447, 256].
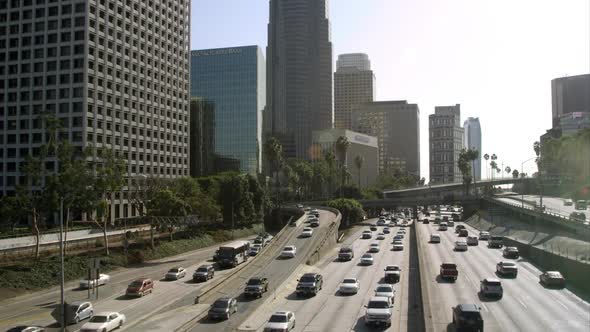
[354, 155, 364, 189]
[458, 148, 479, 195]
[128, 176, 166, 249]
[335, 136, 350, 197]
[512, 169, 519, 179]
[263, 136, 284, 207]
[504, 166, 511, 177]
[324, 151, 337, 198]
[147, 189, 190, 241]
[290, 160, 313, 200]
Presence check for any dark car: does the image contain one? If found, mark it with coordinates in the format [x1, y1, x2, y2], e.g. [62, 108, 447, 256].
[458, 229, 468, 237]
[569, 212, 586, 222]
[296, 273, 323, 296]
[208, 297, 238, 320]
[423, 219, 430, 224]
[540, 271, 566, 288]
[370, 225, 378, 231]
[7, 326, 45, 332]
[455, 225, 466, 233]
[503, 247, 520, 259]
[193, 264, 215, 282]
[244, 277, 269, 298]
[452, 304, 484, 331]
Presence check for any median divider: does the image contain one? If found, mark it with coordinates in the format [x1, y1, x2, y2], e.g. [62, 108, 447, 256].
[305, 206, 341, 266]
[414, 221, 434, 331]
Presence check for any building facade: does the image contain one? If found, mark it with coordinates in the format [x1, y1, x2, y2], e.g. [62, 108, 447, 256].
[352, 101, 420, 177]
[429, 104, 464, 184]
[189, 98, 215, 177]
[463, 117, 482, 180]
[311, 128, 378, 188]
[334, 53, 375, 130]
[551, 74, 590, 128]
[0, 0, 190, 219]
[266, 0, 333, 160]
[190, 46, 265, 175]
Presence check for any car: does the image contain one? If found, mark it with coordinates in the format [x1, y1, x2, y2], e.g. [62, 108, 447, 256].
[564, 198, 574, 206]
[383, 227, 390, 234]
[455, 240, 468, 251]
[338, 246, 354, 261]
[244, 277, 269, 298]
[193, 264, 215, 282]
[397, 229, 406, 234]
[79, 312, 126, 332]
[296, 273, 323, 296]
[254, 236, 269, 247]
[52, 301, 94, 325]
[364, 296, 393, 327]
[575, 200, 587, 210]
[6, 327, 44, 332]
[339, 277, 360, 295]
[377, 219, 386, 226]
[496, 261, 518, 277]
[304, 206, 311, 212]
[370, 225, 378, 231]
[430, 233, 441, 243]
[467, 236, 479, 246]
[369, 243, 380, 253]
[423, 218, 430, 224]
[307, 215, 318, 223]
[310, 219, 320, 227]
[570, 212, 586, 222]
[440, 263, 458, 281]
[296, 204, 303, 209]
[540, 271, 566, 288]
[79, 274, 110, 289]
[362, 230, 372, 239]
[392, 242, 404, 251]
[393, 235, 404, 241]
[125, 278, 153, 297]
[301, 227, 313, 237]
[281, 245, 296, 258]
[360, 253, 374, 265]
[480, 278, 503, 298]
[384, 265, 401, 283]
[165, 267, 186, 280]
[374, 284, 396, 301]
[310, 209, 320, 217]
[455, 225, 466, 233]
[452, 304, 483, 331]
[264, 311, 295, 332]
[249, 244, 262, 256]
[208, 297, 238, 320]
[458, 229, 468, 237]
[479, 231, 491, 240]
[488, 236, 504, 248]
[376, 233, 386, 240]
[503, 246, 520, 259]
[439, 222, 448, 231]
[447, 220, 455, 226]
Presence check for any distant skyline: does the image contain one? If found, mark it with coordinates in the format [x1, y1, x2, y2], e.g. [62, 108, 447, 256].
[191, 0, 590, 181]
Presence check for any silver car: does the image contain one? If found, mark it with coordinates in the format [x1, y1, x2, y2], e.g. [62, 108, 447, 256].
[165, 267, 186, 280]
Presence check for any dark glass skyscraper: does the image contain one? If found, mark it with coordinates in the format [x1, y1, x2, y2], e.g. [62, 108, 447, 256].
[190, 46, 265, 175]
[266, 0, 333, 159]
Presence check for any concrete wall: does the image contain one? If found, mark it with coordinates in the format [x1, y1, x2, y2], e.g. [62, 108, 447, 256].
[306, 206, 342, 265]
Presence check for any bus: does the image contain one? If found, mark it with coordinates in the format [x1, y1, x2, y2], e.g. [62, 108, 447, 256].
[215, 241, 250, 268]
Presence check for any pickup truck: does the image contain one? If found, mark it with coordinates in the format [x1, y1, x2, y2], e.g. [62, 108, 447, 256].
[440, 263, 458, 282]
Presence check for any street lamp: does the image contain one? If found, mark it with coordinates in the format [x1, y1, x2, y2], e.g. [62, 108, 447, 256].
[521, 157, 536, 209]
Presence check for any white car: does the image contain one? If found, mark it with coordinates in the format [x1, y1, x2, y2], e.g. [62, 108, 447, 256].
[455, 240, 468, 251]
[374, 284, 396, 301]
[339, 277, 360, 294]
[384, 265, 401, 283]
[479, 231, 491, 240]
[249, 245, 261, 256]
[80, 312, 126, 332]
[467, 236, 479, 246]
[364, 296, 393, 327]
[79, 274, 110, 289]
[165, 267, 186, 280]
[360, 253, 374, 265]
[392, 242, 404, 251]
[439, 222, 448, 231]
[281, 245, 296, 258]
[430, 233, 441, 243]
[301, 227, 313, 238]
[369, 243, 380, 253]
[376, 233, 386, 240]
[264, 311, 295, 332]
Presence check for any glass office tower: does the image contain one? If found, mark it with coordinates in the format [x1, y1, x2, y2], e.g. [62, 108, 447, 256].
[190, 46, 265, 175]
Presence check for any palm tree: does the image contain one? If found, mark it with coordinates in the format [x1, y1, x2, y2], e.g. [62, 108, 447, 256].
[490, 154, 498, 180]
[354, 155, 364, 188]
[335, 136, 350, 197]
[505, 166, 511, 178]
[324, 151, 336, 198]
[483, 153, 490, 179]
[263, 136, 283, 206]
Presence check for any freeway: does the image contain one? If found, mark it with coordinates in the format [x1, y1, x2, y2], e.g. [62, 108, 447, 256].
[180, 209, 337, 332]
[416, 219, 590, 331]
[495, 195, 589, 221]
[239, 218, 417, 332]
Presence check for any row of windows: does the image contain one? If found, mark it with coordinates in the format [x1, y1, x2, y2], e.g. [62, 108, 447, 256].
[0, 87, 84, 102]
[0, 17, 85, 35]
[0, 30, 85, 49]
[0, 45, 81, 64]
[0, 0, 84, 10]
[1, 72, 84, 90]
[0, 102, 83, 116]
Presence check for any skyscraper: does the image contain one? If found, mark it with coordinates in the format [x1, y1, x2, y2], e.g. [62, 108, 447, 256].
[0, 0, 190, 219]
[463, 117, 482, 180]
[429, 105, 465, 184]
[190, 98, 215, 178]
[190, 46, 265, 175]
[352, 101, 420, 177]
[334, 53, 375, 130]
[266, 0, 333, 159]
[551, 74, 590, 128]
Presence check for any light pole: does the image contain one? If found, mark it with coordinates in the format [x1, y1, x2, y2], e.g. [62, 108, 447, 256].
[521, 157, 536, 209]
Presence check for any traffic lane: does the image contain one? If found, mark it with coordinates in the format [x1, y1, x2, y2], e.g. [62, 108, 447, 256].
[263, 224, 409, 332]
[0, 237, 244, 331]
[416, 222, 505, 331]
[457, 222, 590, 331]
[186, 209, 337, 332]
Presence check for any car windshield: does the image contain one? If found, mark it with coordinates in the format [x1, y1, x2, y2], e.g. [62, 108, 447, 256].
[197, 267, 209, 272]
[300, 275, 316, 282]
[169, 268, 179, 273]
[213, 300, 229, 308]
[269, 314, 288, 323]
[386, 266, 399, 271]
[460, 311, 481, 320]
[247, 279, 262, 285]
[376, 286, 392, 292]
[502, 262, 516, 267]
[343, 279, 357, 284]
[368, 300, 389, 309]
[89, 316, 108, 323]
[362, 254, 372, 258]
[340, 248, 352, 252]
[283, 247, 293, 251]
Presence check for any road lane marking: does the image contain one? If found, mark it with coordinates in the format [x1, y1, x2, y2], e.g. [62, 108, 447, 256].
[518, 297, 528, 309]
[555, 299, 568, 310]
[480, 303, 489, 312]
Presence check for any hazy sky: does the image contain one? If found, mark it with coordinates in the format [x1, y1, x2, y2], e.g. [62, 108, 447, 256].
[191, 0, 590, 181]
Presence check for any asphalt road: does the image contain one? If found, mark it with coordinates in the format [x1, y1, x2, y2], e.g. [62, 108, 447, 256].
[416, 219, 590, 332]
[0, 234, 261, 332]
[183, 209, 337, 332]
[239, 218, 418, 332]
[495, 195, 589, 221]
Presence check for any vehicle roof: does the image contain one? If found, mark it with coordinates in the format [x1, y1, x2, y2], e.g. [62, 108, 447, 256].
[69, 300, 90, 306]
[198, 264, 213, 268]
[272, 311, 291, 316]
[369, 296, 390, 302]
[94, 311, 120, 316]
[133, 278, 151, 282]
[214, 296, 234, 302]
[457, 304, 480, 312]
[249, 276, 266, 281]
[546, 271, 563, 277]
[431, 233, 440, 236]
[284, 245, 295, 249]
[301, 272, 318, 277]
[499, 261, 516, 266]
[483, 278, 501, 283]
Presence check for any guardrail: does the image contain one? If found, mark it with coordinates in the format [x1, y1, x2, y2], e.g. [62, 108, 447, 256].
[305, 206, 342, 266]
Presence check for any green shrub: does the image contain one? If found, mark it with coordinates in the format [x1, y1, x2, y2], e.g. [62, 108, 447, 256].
[324, 198, 365, 227]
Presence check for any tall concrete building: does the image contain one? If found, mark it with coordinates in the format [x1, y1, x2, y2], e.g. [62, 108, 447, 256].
[311, 129, 379, 188]
[429, 105, 464, 184]
[352, 101, 420, 177]
[190, 46, 265, 175]
[0, 0, 190, 218]
[463, 117, 482, 180]
[189, 98, 215, 177]
[266, 0, 333, 160]
[551, 74, 590, 128]
[334, 53, 375, 130]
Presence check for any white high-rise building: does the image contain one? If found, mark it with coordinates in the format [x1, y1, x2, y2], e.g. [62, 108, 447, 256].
[336, 53, 371, 71]
[334, 53, 375, 130]
[463, 117, 482, 180]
